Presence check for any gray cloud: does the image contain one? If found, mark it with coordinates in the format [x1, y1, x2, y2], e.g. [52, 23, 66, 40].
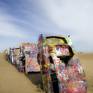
[38, 0, 93, 52]
[0, 0, 93, 52]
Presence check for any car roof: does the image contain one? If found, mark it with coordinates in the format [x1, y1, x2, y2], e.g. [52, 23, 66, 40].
[45, 36, 68, 44]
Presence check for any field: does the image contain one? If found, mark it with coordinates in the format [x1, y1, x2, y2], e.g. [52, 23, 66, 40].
[0, 53, 93, 93]
[78, 53, 93, 93]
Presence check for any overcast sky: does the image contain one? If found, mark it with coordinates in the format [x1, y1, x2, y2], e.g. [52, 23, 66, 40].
[0, 0, 93, 52]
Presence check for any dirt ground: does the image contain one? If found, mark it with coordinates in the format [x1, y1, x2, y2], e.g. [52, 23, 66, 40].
[0, 53, 93, 93]
[0, 53, 42, 93]
[78, 53, 93, 93]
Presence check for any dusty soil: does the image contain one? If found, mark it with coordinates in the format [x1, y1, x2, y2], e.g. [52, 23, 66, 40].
[0, 53, 42, 93]
[0, 53, 93, 93]
[78, 53, 93, 93]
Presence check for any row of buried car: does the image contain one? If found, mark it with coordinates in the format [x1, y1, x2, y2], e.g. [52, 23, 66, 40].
[7, 43, 40, 73]
[6, 34, 87, 93]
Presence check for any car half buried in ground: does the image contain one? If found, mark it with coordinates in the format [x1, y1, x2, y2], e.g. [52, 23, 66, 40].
[21, 43, 40, 73]
[37, 34, 87, 93]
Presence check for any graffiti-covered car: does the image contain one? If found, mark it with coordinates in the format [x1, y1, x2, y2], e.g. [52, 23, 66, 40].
[21, 43, 40, 73]
[8, 48, 14, 63]
[9, 48, 21, 65]
[37, 34, 87, 93]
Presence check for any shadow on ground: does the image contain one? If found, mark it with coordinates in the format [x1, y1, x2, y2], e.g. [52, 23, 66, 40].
[25, 72, 43, 90]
